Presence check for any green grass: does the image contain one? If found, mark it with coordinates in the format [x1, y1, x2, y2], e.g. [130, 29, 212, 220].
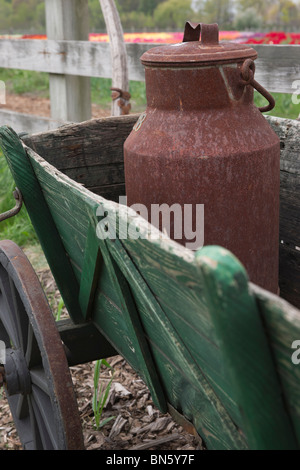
[0, 150, 38, 247]
[1, 68, 299, 118]
[254, 91, 300, 120]
[0, 68, 147, 111]
[0, 68, 50, 97]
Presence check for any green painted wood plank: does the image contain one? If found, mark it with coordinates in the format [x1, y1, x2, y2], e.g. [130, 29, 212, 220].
[197, 246, 298, 450]
[0, 126, 84, 324]
[252, 283, 300, 444]
[106, 237, 248, 450]
[154, 295, 242, 426]
[95, 218, 167, 413]
[79, 222, 103, 320]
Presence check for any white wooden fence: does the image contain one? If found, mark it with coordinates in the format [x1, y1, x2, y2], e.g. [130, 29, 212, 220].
[0, 0, 299, 134]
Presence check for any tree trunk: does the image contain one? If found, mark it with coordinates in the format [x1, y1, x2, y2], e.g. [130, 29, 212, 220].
[99, 0, 130, 116]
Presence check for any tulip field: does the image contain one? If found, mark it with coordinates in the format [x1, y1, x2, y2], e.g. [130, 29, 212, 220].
[1, 30, 300, 44]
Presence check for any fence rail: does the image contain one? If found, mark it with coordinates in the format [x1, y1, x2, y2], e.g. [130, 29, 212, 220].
[0, 38, 299, 133]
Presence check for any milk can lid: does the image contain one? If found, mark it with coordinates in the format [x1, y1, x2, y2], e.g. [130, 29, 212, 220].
[141, 22, 257, 67]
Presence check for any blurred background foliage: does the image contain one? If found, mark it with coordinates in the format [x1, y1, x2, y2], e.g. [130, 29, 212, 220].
[0, 0, 299, 33]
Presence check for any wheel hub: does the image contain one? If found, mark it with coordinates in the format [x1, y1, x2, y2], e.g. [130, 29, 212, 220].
[3, 349, 31, 396]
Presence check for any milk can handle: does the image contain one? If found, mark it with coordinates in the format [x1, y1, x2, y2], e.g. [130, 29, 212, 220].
[183, 21, 219, 45]
[240, 59, 275, 113]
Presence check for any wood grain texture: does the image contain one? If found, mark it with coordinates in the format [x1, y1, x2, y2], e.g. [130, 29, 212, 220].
[45, 0, 91, 122]
[266, 116, 300, 308]
[0, 39, 298, 93]
[251, 283, 300, 442]
[196, 246, 297, 449]
[2, 131, 247, 448]
[0, 109, 67, 134]
[100, 0, 129, 116]
[78, 221, 103, 320]
[0, 125, 85, 324]
[21, 114, 138, 201]
[95, 220, 167, 413]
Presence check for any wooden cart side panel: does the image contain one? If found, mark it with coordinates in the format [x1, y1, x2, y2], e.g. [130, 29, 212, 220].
[24, 150, 246, 448]
[118, 217, 297, 449]
[102, 234, 249, 450]
[5, 136, 168, 415]
[195, 247, 297, 450]
[24, 151, 248, 448]
[2, 122, 299, 449]
[29, 139, 296, 448]
[4, 135, 249, 449]
[251, 283, 300, 443]
[266, 116, 300, 309]
[21, 115, 139, 201]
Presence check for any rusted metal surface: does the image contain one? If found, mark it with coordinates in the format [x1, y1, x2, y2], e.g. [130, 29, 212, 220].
[0, 188, 22, 222]
[0, 240, 84, 449]
[124, 21, 280, 294]
[240, 59, 275, 112]
[140, 22, 257, 67]
[111, 87, 131, 115]
[183, 21, 219, 45]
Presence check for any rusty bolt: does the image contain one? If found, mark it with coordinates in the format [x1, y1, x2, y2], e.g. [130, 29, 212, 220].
[111, 87, 131, 101]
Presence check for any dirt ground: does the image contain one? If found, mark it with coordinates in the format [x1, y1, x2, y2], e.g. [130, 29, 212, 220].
[0, 92, 112, 119]
[0, 95, 204, 451]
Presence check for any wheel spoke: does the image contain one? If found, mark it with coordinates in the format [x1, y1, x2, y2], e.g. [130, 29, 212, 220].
[27, 395, 44, 450]
[30, 368, 49, 395]
[8, 277, 29, 353]
[6, 394, 34, 448]
[31, 385, 57, 450]
[15, 394, 29, 420]
[25, 323, 42, 368]
[0, 273, 20, 347]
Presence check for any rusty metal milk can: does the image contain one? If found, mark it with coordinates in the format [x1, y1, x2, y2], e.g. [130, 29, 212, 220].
[124, 21, 280, 293]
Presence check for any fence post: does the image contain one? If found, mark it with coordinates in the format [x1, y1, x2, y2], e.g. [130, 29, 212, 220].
[99, 0, 130, 116]
[45, 0, 91, 123]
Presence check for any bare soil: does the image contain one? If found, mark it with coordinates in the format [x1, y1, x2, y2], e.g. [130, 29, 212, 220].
[0, 95, 204, 451]
[0, 92, 111, 119]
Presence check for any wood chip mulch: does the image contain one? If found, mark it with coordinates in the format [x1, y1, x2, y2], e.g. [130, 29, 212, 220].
[0, 267, 204, 451]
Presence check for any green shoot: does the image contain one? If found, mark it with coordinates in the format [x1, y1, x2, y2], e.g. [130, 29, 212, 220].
[92, 359, 115, 430]
[55, 297, 64, 322]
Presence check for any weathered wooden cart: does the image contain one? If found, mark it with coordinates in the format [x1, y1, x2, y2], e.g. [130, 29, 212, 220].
[0, 113, 299, 450]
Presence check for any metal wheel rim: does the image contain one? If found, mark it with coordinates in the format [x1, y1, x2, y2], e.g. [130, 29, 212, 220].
[0, 240, 84, 450]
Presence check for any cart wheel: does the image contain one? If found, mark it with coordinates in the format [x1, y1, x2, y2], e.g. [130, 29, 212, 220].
[0, 240, 84, 450]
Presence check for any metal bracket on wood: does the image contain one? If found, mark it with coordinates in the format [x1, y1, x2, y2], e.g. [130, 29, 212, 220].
[111, 87, 131, 115]
[0, 188, 23, 222]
